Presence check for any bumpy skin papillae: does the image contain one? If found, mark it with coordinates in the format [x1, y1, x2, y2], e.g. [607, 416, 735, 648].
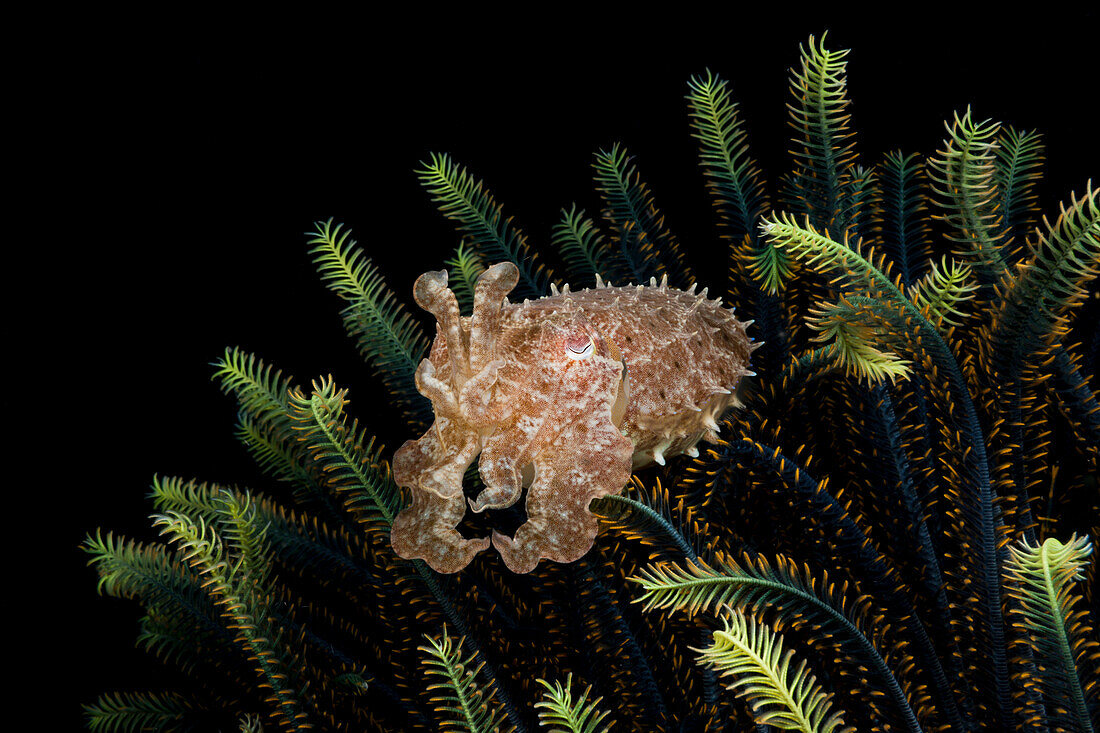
[391, 263, 754, 573]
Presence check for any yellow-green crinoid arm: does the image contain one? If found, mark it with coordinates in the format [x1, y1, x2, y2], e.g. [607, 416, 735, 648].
[1004, 535, 1098, 733]
[695, 607, 854, 733]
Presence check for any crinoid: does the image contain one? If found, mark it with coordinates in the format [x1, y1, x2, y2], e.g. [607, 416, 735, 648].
[85, 31, 1098, 732]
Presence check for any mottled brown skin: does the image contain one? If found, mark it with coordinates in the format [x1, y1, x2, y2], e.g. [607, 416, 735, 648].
[391, 262, 755, 573]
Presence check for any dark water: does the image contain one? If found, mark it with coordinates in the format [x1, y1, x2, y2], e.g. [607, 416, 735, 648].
[59, 8, 1099, 730]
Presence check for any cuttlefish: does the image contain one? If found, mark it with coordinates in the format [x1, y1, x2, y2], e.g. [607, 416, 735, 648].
[391, 262, 755, 573]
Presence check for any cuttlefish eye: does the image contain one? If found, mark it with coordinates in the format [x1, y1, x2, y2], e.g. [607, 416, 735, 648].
[565, 334, 594, 360]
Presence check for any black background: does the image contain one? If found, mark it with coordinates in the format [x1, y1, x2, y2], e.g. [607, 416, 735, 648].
[51, 9, 1098, 729]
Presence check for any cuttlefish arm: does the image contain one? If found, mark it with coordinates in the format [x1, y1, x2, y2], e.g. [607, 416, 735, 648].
[492, 408, 633, 573]
[460, 262, 519, 429]
[390, 480, 491, 573]
[390, 269, 488, 570]
[488, 320, 634, 573]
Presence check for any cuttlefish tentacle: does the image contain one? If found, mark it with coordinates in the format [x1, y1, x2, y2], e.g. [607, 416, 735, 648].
[390, 483, 490, 573]
[492, 416, 633, 573]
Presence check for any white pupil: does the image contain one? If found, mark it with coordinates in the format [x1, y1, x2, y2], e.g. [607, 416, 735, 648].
[566, 340, 593, 360]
